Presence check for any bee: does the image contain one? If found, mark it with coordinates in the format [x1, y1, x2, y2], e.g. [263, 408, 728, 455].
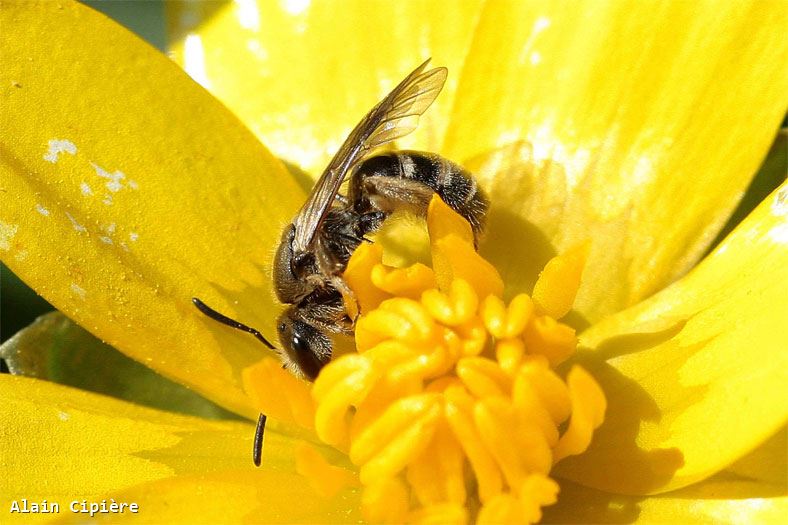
[193, 59, 488, 382]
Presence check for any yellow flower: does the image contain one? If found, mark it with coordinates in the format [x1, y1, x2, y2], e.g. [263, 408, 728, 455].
[1, 1, 786, 523]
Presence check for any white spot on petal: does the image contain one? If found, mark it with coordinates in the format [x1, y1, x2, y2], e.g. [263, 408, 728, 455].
[771, 186, 788, 217]
[0, 221, 19, 250]
[235, 0, 260, 30]
[518, 16, 551, 64]
[534, 16, 551, 32]
[128, 180, 139, 190]
[35, 204, 50, 216]
[129, 232, 139, 242]
[43, 139, 77, 163]
[70, 283, 87, 300]
[247, 39, 268, 61]
[80, 182, 93, 196]
[282, 0, 310, 16]
[103, 195, 113, 206]
[58, 411, 70, 421]
[769, 223, 788, 244]
[99, 236, 113, 245]
[65, 212, 87, 233]
[631, 155, 656, 188]
[768, 187, 788, 245]
[92, 163, 127, 193]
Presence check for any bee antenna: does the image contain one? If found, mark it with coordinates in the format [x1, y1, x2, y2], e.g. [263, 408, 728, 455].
[192, 297, 276, 350]
[253, 413, 267, 467]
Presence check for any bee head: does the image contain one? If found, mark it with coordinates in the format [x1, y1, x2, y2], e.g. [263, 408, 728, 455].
[276, 309, 332, 381]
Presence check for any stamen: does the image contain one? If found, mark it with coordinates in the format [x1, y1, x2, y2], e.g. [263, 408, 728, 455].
[523, 315, 577, 366]
[362, 477, 410, 524]
[371, 262, 437, 298]
[243, 195, 605, 524]
[242, 358, 314, 430]
[531, 242, 589, 319]
[410, 503, 468, 525]
[421, 279, 478, 326]
[552, 366, 607, 462]
[294, 442, 357, 498]
[481, 293, 535, 339]
[406, 423, 466, 505]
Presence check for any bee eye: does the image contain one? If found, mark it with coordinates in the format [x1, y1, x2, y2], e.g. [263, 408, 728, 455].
[292, 333, 310, 355]
[278, 322, 287, 332]
[287, 319, 332, 381]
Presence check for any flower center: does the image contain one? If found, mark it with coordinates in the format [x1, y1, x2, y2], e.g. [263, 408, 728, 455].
[243, 196, 606, 524]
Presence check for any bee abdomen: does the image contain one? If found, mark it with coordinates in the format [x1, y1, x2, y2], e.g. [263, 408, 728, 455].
[351, 151, 488, 236]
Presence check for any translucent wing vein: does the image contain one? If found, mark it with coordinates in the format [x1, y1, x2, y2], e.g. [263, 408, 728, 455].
[291, 59, 448, 253]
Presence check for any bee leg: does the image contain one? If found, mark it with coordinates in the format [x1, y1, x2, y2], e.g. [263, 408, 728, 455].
[332, 277, 360, 324]
[358, 176, 435, 217]
[336, 231, 367, 246]
[357, 210, 386, 236]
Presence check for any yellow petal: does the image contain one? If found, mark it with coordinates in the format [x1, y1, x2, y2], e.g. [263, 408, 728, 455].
[0, 2, 303, 417]
[447, 0, 788, 322]
[543, 475, 788, 525]
[726, 425, 787, 487]
[76, 469, 360, 525]
[556, 181, 788, 494]
[0, 375, 315, 511]
[0, 311, 235, 419]
[2, 375, 359, 523]
[166, 0, 485, 175]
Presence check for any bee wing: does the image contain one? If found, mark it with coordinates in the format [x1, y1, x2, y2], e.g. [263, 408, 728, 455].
[291, 59, 448, 253]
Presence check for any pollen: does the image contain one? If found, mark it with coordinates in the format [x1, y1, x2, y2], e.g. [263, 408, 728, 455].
[244, 196, 606, 524]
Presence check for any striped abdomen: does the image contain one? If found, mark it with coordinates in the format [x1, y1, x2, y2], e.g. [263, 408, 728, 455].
[349, 150, 488, 238]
